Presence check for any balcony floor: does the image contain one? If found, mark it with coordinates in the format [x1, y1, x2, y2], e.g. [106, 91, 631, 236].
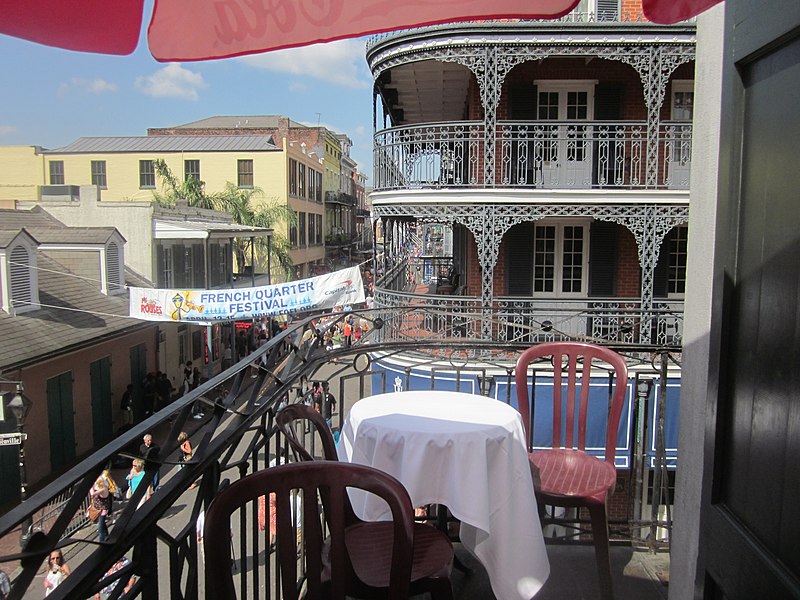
[451, 541, 669, 600]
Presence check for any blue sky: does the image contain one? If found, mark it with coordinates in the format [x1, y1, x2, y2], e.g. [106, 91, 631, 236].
[0, 5, 376, 176]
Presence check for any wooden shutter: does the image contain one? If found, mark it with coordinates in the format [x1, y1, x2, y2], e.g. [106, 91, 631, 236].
[9, 245, 32, 307]
[588, 221, 618, 296]
[193, 244, 206, 288]
[505, 223, 534, 296]
[156, 245, 165, 288]
[106, 241, 122, 292]
[652, 231, 671, 298]
[508, 85, 538, 120]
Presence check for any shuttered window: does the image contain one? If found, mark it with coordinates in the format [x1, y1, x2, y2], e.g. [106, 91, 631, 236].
[9, 245, 33, 308]
[91, 160, 107, 187]
[49, 161, 65, 185]
[106, 241, 123, 292]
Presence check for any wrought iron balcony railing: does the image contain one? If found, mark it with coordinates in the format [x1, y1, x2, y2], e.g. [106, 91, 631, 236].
[0, 309, 678, 599]
[373, 289, 683, 348]
[374, 121, 692, 192]
[365, 14, 691, 50]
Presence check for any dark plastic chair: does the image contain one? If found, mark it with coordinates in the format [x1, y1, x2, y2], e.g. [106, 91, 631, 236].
[515, 342, 629, 600]
[204, 461, 415, 600]
[276, 403, 454, 600]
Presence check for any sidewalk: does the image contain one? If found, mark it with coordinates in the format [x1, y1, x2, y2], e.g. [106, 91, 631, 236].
[0, 405, 213, 596]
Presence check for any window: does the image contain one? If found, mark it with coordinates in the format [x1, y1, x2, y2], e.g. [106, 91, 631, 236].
[106, 241, 123, 293]
[289, 159, 298, 195]
[299, 212, 307, 247]
[669, 80, 695, 174]
[308, 213, 316, 245]
[91, 160, 107, 187]
[299, 163, 307, 198]
[309, 169, 316, 201]
[184, 246, 194, 288]
[162, 246, 174, 287]
[184, 159, 200, 182]
[316, 214, 323, 244]
[49, 161, 64, 185]
[140, 160, 156, 188]
[178, 327, 187, 365]
[289, 222, 298, 247]
[237, 159, 254, 188]
[315, 172, 323, 202]
[532, 223, 587, 295]
[9, 245, 33, 308]
[667, 226, 688, 296]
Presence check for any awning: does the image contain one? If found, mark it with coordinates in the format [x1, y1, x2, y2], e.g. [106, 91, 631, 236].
[0, 0, 722, 62]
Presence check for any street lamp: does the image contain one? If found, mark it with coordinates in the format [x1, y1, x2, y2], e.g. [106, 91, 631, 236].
[3, 383, 33, 548]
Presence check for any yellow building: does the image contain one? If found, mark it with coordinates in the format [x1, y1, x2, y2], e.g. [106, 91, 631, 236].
[0, 134, 327, 278]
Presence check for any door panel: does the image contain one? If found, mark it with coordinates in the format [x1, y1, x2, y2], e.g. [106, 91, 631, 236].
[536, 85, 593, 188]
[46, 372, 76, 470]
[90, 356, 113, 446]
[704, 10, 800, 598]
[130, 343, 148, 423]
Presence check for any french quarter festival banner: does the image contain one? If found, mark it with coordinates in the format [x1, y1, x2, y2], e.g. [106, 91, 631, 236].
[129, 266, 365, 323]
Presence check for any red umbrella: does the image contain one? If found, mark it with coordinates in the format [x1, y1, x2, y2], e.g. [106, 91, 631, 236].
[0, 0, 722, 61]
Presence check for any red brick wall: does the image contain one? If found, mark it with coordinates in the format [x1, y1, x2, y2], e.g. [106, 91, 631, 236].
[616, 227, 640, 297]
[147, 118, 333, 152]
[621, 0, 645, 21]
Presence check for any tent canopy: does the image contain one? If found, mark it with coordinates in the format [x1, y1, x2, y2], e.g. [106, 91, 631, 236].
[0, 0, 722, 62]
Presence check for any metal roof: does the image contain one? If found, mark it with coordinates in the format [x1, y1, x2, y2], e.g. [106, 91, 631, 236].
[154, 219, 273, 240]
[166, 116, 307, 129]
[45, 135, 279, 154]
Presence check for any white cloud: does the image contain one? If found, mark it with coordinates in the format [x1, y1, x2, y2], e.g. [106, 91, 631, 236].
[288, 81, 310, 93]
[0, 125, 17, 137]
[57, 77, 118, 97]
[239, 39, 370, 89]
[87, 79, 118, 94]
[135, 64, 207, 101]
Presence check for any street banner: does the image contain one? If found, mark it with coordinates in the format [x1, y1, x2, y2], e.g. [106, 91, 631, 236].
[129, 266, 365, 323]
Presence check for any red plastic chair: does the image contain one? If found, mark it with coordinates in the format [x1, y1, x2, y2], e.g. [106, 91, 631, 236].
[514, 342, 628, 600]
[276, 403, 454, 600]
[203, 461, 415, 600]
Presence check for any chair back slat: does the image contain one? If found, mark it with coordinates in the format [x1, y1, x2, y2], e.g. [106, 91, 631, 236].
[204, 461, 415, 600]
[515, 342, 628, 464]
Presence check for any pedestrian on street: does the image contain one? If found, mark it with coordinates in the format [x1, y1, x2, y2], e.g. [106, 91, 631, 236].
[43, 549, 70, 597]
[89, 476, 112, 543]
[139, 434, 161, 491]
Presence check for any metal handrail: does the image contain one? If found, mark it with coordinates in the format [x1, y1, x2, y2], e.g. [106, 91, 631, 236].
[0, 309, 679, 598]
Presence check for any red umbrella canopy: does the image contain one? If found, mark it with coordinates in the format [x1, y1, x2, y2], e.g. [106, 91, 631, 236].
[0, 0, 722, 61]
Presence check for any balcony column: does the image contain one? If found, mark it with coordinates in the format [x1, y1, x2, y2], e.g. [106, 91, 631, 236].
[618, 45, 694, 188]
[604, 204, 689, 345]
[460, 205, 529, 339]
[443, 47, 528, 188]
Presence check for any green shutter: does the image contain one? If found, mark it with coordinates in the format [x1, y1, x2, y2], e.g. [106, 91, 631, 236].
[91, 357, 114, 446]
[47, 372, 76, 470]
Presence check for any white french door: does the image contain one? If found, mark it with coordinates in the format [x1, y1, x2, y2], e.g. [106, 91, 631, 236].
[535, 81, 595, 188]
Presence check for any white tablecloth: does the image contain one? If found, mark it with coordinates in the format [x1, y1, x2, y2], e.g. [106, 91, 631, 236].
[337, 390, 550, 600]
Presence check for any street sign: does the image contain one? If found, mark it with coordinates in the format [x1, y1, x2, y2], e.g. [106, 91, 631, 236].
[0, 433, 27, 446]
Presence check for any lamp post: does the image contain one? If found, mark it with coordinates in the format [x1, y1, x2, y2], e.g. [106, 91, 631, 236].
[4, 383, 33, 548]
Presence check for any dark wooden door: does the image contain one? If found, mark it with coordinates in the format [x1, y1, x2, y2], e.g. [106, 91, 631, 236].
[129, 343, 148, 423]
[90, 356, 113, 446]
[46, 372, 76, 471]
[703, 2, 800, 597]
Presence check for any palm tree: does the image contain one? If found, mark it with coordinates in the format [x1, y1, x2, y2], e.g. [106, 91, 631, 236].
[217, 182, 297, 280]
[152, 158, 218, 209]
[152, 162, 297, 281]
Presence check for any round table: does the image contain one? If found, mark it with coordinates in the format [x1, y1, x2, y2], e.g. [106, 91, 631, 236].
[337, 390, 550, 600]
